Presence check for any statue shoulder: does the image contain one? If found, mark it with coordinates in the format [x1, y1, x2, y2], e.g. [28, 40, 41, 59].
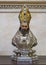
[29, 30, 37, 47]
[29, 30, 33, 37]
[12, 30, 20, 39]
[12, 30, 21, 46]
[12, 29, 22, 40]
[29, 30, 37, 41]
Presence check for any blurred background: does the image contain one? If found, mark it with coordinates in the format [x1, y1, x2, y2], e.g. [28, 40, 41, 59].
[0, 13, 46, 55]
[0, 0, 46, 55]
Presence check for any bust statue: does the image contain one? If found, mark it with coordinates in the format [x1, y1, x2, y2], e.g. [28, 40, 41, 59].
[12, 5, 38, 64]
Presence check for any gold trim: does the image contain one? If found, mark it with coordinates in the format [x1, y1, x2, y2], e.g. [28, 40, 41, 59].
[0, 1, 46, 4]
[0, 1, 46, 9]
[0, 5, 46, 9]
[0, 1, 46, 13]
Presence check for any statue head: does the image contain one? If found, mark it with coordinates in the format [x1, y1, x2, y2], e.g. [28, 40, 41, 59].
[19, 5, 31, 30]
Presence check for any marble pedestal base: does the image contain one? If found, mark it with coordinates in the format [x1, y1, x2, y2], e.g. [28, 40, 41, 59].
[17, 56, 32, 65]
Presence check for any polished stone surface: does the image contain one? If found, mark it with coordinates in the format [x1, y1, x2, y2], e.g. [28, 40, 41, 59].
[0, 56, 46, 65]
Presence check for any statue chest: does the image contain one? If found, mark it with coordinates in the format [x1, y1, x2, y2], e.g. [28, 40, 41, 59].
[17, 34, 32, 45]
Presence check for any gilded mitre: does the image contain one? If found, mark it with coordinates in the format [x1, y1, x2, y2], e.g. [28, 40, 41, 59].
[19, 5, 31, 26]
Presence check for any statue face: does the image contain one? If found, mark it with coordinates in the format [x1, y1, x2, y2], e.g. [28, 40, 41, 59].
[20, 24, 28, 30]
